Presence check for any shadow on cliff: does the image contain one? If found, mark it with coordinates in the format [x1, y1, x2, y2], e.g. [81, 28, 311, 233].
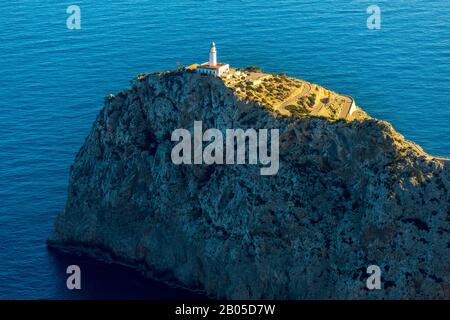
[46, 246, 206, 300]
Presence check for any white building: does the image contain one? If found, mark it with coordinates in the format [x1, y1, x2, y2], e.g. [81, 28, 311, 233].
[196, 42, 230, 77]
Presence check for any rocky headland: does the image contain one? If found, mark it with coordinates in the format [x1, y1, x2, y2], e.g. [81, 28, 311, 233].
[48, 68, 450, 299]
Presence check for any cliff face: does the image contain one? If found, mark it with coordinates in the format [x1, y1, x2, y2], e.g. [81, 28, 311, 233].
[50, 70, 450, 299]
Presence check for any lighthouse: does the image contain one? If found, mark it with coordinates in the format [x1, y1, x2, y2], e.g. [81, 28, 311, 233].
[196, 42, 230, 77]
[209, 42, 217, 66]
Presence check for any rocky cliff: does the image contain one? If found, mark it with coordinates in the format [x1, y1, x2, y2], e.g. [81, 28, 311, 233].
[49, 69, 450, 299]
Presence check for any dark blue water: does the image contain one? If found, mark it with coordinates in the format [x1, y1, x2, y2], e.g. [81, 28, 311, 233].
[0, 0, 449, 299]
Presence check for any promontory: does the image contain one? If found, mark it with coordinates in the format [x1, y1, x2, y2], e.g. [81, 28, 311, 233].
[48, 67, 450, 299]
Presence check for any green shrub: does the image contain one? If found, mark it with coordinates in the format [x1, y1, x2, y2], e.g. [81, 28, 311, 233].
[245, 66, 262, 73]
[286, 104, 309, 119]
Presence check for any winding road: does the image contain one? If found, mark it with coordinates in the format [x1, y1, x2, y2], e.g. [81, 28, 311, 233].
[274, 81, 312, 115]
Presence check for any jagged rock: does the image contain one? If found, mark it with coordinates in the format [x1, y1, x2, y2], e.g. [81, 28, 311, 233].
[49, 70, 450, 299]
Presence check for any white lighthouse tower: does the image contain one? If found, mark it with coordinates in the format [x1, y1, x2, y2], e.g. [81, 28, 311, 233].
[209, 42, 217, 66]
[196, 42, 230, 77]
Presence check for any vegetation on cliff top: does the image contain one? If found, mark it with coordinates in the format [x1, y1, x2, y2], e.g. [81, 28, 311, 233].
[137, 67, 368, 122]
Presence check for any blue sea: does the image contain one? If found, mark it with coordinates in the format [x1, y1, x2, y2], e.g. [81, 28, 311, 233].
[0, 0, 449, 299]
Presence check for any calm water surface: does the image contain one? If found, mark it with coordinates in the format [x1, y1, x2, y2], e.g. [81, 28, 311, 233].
[0, 0, 449, 299]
